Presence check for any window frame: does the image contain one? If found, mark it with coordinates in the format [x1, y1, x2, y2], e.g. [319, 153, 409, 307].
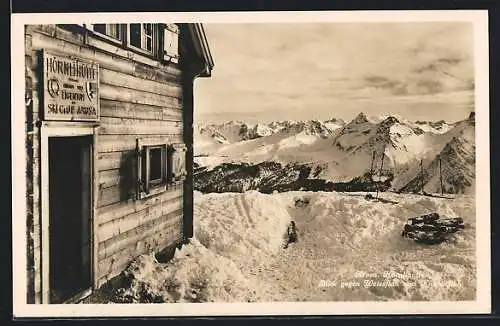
[85, 23, 124, 45]
[136, 139, 169, 199]
[144, 145, 166, 188]
[70, 23, 179, 64]
[127, 23, 159, 56]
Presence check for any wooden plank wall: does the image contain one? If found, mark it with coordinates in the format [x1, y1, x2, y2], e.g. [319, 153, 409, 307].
[25, 24, 187, 299]
[25, 27, 43, 303]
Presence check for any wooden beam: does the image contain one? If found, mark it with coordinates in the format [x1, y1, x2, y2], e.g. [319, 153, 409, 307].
[29, 28, 182, 83]
[100, 67, 182, 99]
[99, 117, 183, 136]
[98, 203, 182, 258]
[96, 134, 183, 153]
[97, 186, 183, 225]
[97, 211, 182, 279]
[100, 99, 182, 122]
[100, 83, 182, 109]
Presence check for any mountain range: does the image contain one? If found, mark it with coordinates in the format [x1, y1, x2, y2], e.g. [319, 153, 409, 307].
[194, 112, 475, 194]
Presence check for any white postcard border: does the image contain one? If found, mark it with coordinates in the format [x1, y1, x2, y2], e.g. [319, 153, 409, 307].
[11, 10, 491, 317]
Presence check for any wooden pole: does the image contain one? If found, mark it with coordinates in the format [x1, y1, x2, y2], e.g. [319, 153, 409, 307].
[370, 150, 376, 199]
[376, 153, 384, 200]
[420, 158, 424, 195]
[370, 150, 375, 176]
[439, 157, 443, 195]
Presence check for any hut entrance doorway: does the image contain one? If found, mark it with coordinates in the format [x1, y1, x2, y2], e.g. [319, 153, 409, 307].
[48, 136, 93, 303]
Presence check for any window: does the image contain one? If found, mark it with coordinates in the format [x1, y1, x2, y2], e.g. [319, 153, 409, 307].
[149, 147, 163, 182]
[129, 23, 156, 53]
[136, 140, 168, 198]
[92, 24, 123, 41]
[142, 145, 165, 189]
[73, 23, 179, 63]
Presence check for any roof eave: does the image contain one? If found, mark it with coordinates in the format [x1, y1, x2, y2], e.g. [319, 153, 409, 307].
[188, 23, 214, 77]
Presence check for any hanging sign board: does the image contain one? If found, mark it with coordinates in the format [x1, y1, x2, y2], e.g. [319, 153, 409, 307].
[43, 50, 100, 121]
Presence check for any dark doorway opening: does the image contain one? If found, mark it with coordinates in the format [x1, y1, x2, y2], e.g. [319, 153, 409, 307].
[48, 136, 92, 303]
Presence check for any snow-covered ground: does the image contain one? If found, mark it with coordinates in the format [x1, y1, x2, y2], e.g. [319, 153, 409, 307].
[111, 190, 476, 303]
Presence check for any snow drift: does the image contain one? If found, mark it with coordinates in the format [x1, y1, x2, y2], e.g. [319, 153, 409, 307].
[111, 191, 293, 303]
[103, 191, 475, 303]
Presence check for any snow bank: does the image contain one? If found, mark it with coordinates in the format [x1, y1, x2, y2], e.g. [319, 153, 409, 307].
[194, 191, 293, 258]
[278, 191, 476, 301]
[112, 191, 292, 303]
[115, 239, 257, 303]
[107, 191, 475, 303]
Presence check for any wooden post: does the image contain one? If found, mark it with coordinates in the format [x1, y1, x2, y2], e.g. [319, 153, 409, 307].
[376, 153, 384, 200]
[439, 157, 443, 195]
[370, 150, 375, 176]
[420, 158, 424, 194]
[180, 24, 207, 242]
[368, 150, 376, 198]
[181, 71, 195, 241]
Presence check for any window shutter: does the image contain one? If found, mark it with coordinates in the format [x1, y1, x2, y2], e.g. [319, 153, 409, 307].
[163, 24, 179, 63]
[163, 144, 169, 183]
[135, 139, 142, 198]
[178, 146, 187, 179]
[169, 143, 187, 182]
[167, 144, 174, 182]
[144, 146, 151, 194]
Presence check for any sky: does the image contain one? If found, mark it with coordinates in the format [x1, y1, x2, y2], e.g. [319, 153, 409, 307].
[194, 22, 474, 124]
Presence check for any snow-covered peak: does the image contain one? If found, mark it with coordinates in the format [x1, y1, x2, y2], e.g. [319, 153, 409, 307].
[330, 112, 433, 167]
[351, 112, 369, 124]
[223, 120, 245, 126]
[399, 124, 475, 194]
[253, 123, 274, 137]
[240, 123, 275, 140]
[324, 118, 345, 131]
[414, 119, 446, 127]
[292, 120, 337, 138]
[211, 131, 230, 144]
[299, 120, 333, 138]
[413, 119, 453, 134]
[324, 117, 345, 124]
[468, 111, 475, 124]
[379, 116, 400, 126]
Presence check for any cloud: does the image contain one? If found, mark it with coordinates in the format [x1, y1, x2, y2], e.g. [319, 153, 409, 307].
[362, 75, 409, 95]
[415, 79, 443, 94]
[412, 56, 464, 73]
[196, 22, 474, 124]
[437, 57, 464, 65]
